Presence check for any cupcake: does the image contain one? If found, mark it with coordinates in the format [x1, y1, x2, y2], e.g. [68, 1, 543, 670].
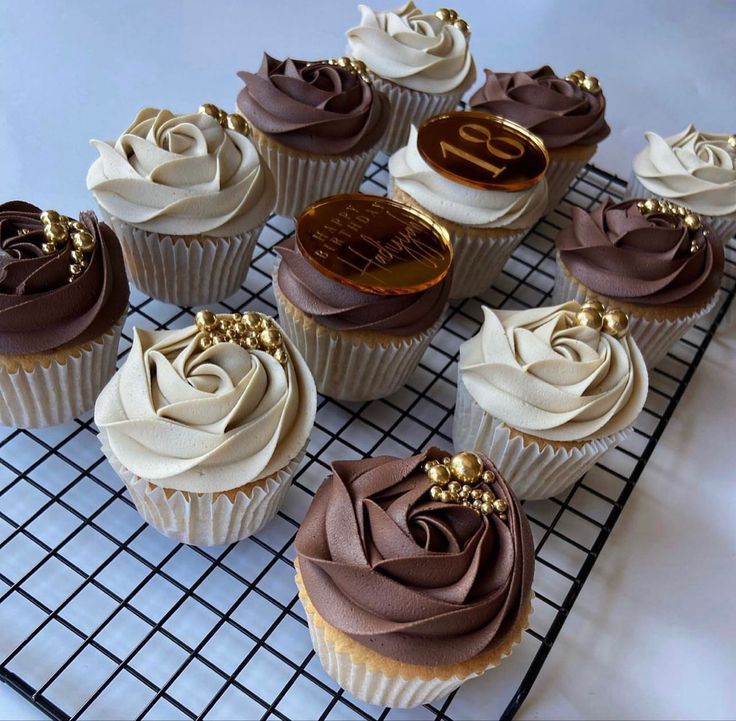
[94, 309, 315, 546]
[389, 112, 548, 299]
[236, 54, 389, 218]
[273, 193, 451, 401]
[0, 202, 129, 428]
[469, 66, 610, 212]
[454, 302, 648, 500]
[346, 3, 476, 154]
[627, 126, 736, 244]
[295, 448, 534, 708]
[87, 105, 275, 305]
[554, 197, 724, 367]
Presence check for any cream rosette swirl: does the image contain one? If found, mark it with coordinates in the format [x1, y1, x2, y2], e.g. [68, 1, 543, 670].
[346, 2, 474, 93]
[95, 322, 315, 493]
[459, 302, 648, 442]
[87, 108, 275, 236]
[390, 126, 548, 228]
[632, 125, 736, 216]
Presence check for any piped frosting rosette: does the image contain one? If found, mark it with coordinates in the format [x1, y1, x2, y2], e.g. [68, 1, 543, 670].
[95, 313, 315, 545]
[346, 2, 476, 152]
[554, 197, 724, 367]
[628, 125, 736, 243]
[0, 202, 129, 428]
[295, 448, 534, 707]
[87, 107, 275, 304]
[389, 126, 547, 298]
[454, 302, 648, 499]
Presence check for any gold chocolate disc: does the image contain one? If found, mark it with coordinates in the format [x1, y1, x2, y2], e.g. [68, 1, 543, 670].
[296, 194, 453, 295]
[417, 111, 549, 191]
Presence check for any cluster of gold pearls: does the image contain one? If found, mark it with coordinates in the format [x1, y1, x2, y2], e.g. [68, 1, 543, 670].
[199, 104, 249, 135]
[575, 299, 629, 339]
[194, 310, 288, 365]
[424, 452, 508, 521]
[326, 57, 371, 84]
[38, 210, 96, 283]
[636, 197, 707, 253]
[435, 8, 469, 33]
[565, 69, 601, 95]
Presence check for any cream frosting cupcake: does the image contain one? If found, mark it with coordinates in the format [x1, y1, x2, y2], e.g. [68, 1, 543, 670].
[389, 118, 548, 299]
[87, 106, 275, 305]
[346, 2, 476, 153]
[454, 301, 648, 500]
[627, 125, 736, 244]
[95, 310, 315, 546]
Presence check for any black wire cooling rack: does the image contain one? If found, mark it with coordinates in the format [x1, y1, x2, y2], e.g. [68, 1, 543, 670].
[1, 160, 735, 721]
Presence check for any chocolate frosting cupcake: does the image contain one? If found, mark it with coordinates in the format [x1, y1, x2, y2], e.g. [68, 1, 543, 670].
[295, 448, 534, 667]
[0, 201, 129, 355]
[237, 54, 389, 155]
[556, 198, 724, 306]
[275, 236, 449, 336]
[469, 66, 610, 149]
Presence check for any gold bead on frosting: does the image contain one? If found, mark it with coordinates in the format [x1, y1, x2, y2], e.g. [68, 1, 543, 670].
[199, 103, 219, 118]
[427, 464, 450, 486]
[728, 134, 736, 150]
[226, 114, 248, 134]
[195, 309, 289, 365]
[601, 309, 629, 338]
[683, 213, 701, 230]
[576, 307, 603, 331]
[450, 452, 483, 484]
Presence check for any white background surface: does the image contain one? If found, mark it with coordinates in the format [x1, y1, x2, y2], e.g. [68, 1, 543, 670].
[1, 1, 735, 719]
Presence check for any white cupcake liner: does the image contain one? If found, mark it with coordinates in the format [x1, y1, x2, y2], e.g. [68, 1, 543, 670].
[274, 273, 441, 401]
[386, 184, 528, 300]
[99, 430, 306, 546]
[453, 378, 630, 500]
[553, 254, 720, 368]
[300, 581, 532, 709]
[102, 213, 264, 306]
[306, 609, 471, 708]
[373, 76, 470, 155]
[625, 173, 736, 245]
[545, 150, 595, 213]
[447, 227, 527, 300]
[251, 133, 378, 219]
[0, 320, 123, 429]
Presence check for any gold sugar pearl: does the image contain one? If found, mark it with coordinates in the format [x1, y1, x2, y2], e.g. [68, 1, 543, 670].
[199, 103, 219, 118]
[601, 309, 629, 338]
[582, 75, 600, 93]
[427, 464, 450, 486]
[72, 230, 95, 253]
[581, 299, 606, 316]
[683, 213, 701, 230]
[195, 310, 217, 331]
[41, 242, 57, 255]
[244, 311, 264, 332]
[493, 498, 508, 514]
[576, 307, 603, 331]
[260, 327, 282, 349]
[44, 222, 67, 244]
[226, 114, 248, 134]
[423, 460, 439, 472]
[449, 451, 483, 484]
[454, 18, 469, 33]
[40, 210, 61, 225]
[273, 347, 288, 365]
[728, 135, 736, 150]
[430, 485, 443, 500]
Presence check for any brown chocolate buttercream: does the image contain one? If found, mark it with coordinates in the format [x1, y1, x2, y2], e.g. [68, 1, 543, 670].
[0, 201, 129, 354]
[295, 449, 534, 667]
[236, 54, 389, 155]
[556, 198, 724, 306]
[275, 236, 449, 336]
[469, 66, 610, 149]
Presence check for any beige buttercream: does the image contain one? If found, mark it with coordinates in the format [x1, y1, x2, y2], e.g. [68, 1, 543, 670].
[88, 108, 275, 236]
[94, 323, 315, 493]
[458, 302, 648, 442]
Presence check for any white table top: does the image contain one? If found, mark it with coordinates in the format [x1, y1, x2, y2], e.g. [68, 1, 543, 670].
[1, 1, 735, 719]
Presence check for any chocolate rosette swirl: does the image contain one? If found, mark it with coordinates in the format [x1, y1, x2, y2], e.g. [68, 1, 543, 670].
[236, 54, 389, 155]
[469, 66, 610, 149]
[295, 448, 534, 666]
[275, 236, 449, 336]
[556, 198, 724, 306]
[0, 201, 129, 355]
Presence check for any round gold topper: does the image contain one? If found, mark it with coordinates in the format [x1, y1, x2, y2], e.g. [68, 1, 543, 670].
[417, 111, 549, 192]
[295, 194, 453, 296]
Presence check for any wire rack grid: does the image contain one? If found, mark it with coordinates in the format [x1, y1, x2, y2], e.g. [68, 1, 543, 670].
[0, 159, 734, 721]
